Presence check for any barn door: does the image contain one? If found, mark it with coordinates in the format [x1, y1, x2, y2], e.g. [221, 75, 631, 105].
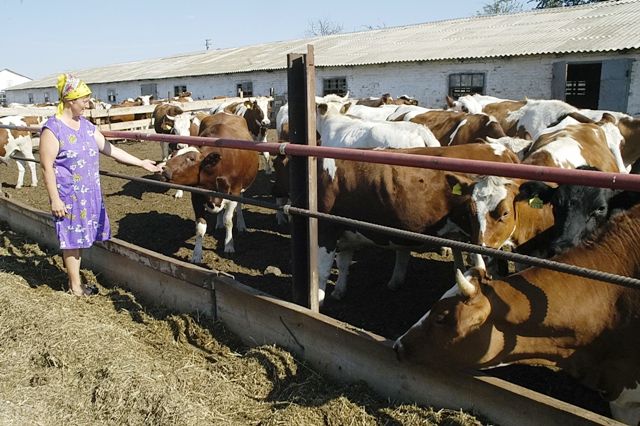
[598, 58, 632, 112]
[551, 61, 567, 100]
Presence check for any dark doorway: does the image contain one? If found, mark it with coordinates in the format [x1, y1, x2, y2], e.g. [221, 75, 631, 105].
[565, 63, 601, 109]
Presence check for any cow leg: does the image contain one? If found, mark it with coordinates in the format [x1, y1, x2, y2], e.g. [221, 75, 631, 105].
[260, 152, 273, 175]
[27, 158, 37, 187]
[21, 142, 37, 187]
[332, 249, 354, 300]
[235, 202, 246, 232]
[222, 200, 237, 253]
[317, 245, 336, 306]
[14, 159, 26, 189]
[387, 249, 411, 290]
[160, 142, 169, 161]
[192, 218, 207, 263]
[191, 194, 208, 263]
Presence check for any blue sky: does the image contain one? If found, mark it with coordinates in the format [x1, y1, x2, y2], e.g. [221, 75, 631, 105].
[5, 0, 517, 80]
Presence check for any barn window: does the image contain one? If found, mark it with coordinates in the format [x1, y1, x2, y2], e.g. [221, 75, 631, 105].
[174, 85, 187, 97]
[107, 89, 116, 103]
[28, 93, 34, 104]
[236, 82, 253, 97]
[44, 92, 50, 103]
[140, 83, 158, 98]
[0, 92, 6, 107]
[448, 73, 485, 98]
[323, 77, 348, 96]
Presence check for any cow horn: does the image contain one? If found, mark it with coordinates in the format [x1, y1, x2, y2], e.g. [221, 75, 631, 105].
[455, 269, 477, 298]
[165, 114, 176, 120]
[470, 253, 486, 272]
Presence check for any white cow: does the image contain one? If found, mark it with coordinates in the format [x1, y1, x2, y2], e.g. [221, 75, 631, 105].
[316, 101, 440, 149]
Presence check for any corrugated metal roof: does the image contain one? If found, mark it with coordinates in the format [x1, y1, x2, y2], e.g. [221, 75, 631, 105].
[12, 0, 640, 90]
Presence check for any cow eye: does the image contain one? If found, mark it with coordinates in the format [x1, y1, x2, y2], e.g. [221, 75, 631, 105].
[594, 206, 606, 216]
[498, 210, 510, 222]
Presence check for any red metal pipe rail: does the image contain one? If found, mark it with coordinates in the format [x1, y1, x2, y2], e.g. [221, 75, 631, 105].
[5, 124, 640, 191]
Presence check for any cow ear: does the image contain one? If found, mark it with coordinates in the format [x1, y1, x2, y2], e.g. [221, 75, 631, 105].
[445, 95, 455, 108]
[202, 153, 222, 168]
[599, 112, 616, 125]
[340, 102, 352, 115]
[317, 103, 328, 116]
[518, 181, 555, 204]
[244, 100, 253, 108]
[445, 173, 474, 196]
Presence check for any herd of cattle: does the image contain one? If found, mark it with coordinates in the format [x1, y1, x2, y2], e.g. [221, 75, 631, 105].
[1, 90, 640, 424]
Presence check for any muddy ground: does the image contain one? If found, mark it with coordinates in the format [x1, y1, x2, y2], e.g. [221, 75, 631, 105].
[0, 132, 610, 421]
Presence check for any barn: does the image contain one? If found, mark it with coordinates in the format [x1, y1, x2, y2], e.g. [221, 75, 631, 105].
[5, 0, 640, 114]
[0, 68, 31, 106]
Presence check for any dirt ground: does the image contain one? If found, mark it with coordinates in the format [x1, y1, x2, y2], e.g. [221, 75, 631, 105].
[0, 131, 610, 422]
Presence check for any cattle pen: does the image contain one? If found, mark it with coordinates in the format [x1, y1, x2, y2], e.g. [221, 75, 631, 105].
[1, 49, 637, 426]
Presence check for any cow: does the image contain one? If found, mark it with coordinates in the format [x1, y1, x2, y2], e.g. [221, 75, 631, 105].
[0, 116, 37, 189]
[160, 112, 259, 260]
[211, 97, 272, 173]
[316, 142, 520, 305]
[405, 110, 506, 146]
[448, 113, 628, 262]
[519, 163, 640, 256]
[152, 103, 195, 161]
[316, 101, 440, 149]
[393, 205, 640, 426]
[355, 93, 395, 107]
[445, 93, 510, 114]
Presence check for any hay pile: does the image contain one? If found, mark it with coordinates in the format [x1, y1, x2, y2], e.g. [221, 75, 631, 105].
[0, 222, 485, 425]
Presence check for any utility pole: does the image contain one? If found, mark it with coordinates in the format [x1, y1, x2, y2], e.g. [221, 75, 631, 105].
[205, 39, 212, 50]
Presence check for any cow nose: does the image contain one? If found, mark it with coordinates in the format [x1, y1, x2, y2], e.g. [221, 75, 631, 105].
[161, 169, 172, 181]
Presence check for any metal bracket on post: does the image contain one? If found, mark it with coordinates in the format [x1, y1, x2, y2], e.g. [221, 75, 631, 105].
[287, 45, 319, 312]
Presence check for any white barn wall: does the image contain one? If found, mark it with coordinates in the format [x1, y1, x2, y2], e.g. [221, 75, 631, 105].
[6, 52, 639, 114]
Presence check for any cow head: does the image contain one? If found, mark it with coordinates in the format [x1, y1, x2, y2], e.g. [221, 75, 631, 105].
[453, 175, 520, 249]
[449, 114, 506, 145]
[519, 167, 619, 255]
[394, 254, 495, 367]
[160, 146, 202, 185]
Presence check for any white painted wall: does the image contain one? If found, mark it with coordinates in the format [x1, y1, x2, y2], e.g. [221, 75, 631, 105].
[0, 69, 31, 91]
[6, 52, 639, 115]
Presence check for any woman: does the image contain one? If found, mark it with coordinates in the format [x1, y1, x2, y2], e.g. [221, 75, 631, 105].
[40, 74, 162, 297]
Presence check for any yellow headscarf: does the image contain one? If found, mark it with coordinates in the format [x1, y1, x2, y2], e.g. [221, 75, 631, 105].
[56, 73, 92, 117]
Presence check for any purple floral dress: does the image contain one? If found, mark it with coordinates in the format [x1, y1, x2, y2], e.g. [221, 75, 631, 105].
[42, 116, 111, 249]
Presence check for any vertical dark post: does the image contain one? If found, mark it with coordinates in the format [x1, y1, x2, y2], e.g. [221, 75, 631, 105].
[287, 46, 319, 311]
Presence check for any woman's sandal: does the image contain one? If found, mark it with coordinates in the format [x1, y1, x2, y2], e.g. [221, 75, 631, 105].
[66, 283, 99, 297]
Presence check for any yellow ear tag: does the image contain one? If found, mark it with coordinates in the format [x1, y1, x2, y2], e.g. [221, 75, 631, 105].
[529, 195, 543, 209]
[452, 183, 462, 196]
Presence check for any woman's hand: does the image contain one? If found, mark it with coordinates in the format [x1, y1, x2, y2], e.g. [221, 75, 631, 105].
[50, 197, 67, 218]
[140, 159, 163, 173]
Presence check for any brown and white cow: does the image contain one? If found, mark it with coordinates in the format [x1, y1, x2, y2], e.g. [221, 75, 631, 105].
[316, 142, 520, 304]
[211, 97, 272, 173]
[449, 114, 628, 261]
[160, 112, 259, 259]
[0, 116, 37, 188]
[407, 110, 506, 146]
[355, 93, 395, 107]
[394, 204, 640, 425]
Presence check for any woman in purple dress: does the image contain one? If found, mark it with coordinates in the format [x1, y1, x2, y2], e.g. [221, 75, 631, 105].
[40, 74, 162, 297]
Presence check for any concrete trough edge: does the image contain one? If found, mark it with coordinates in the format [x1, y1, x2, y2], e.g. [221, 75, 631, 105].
[0, 194, 620, 426]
